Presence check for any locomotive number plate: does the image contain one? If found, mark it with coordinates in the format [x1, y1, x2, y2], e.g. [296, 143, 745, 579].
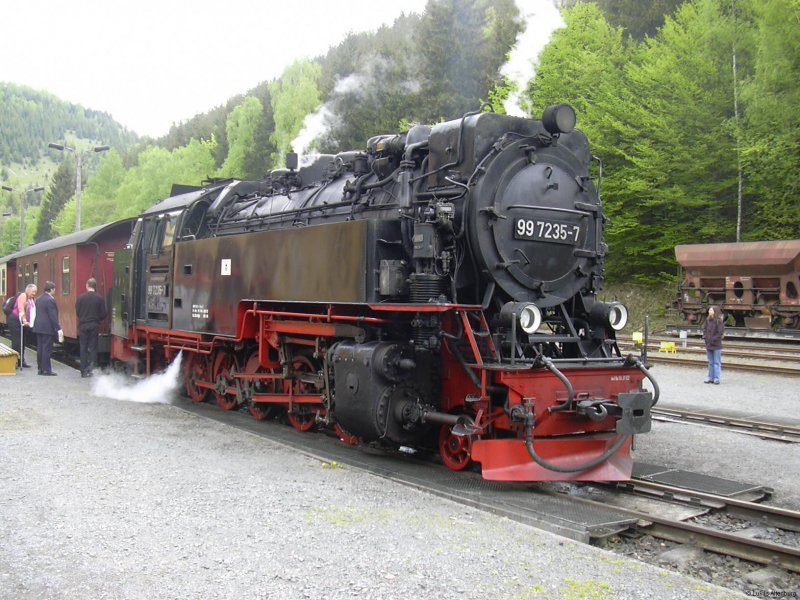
[514, 218, 581, 244]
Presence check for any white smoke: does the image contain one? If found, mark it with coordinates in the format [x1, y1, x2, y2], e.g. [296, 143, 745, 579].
[290, 61, 422, 157]
[291, 73, 368, 156]
[90, 351, 184, 404]
[292, 105, 334, 157]
[501, 0, 566, 116]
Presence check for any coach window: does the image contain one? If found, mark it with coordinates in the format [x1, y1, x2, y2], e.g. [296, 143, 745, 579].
[1, 265, 6, 297]
[33, 262, 38, 286]
[61, 256, 70, 295]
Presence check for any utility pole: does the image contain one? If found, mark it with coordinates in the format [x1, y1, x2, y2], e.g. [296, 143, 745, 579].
[48, 143, 110, 231]
[1, 185, 45, 249]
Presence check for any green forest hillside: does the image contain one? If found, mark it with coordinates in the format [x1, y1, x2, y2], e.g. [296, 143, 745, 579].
[0, 0, 798, 287]
[0, 83, 138, 251]
[0, 84, 138, 165]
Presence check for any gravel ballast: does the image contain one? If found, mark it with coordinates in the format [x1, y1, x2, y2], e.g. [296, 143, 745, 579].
[2, 352, 793, 599]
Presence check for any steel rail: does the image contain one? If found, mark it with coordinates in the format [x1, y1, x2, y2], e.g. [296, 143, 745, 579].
[641, 517, 800, 573]
[618, 342, 800, 363]
[586, 479, 800, 572]
[619, 333, 800, 354]
[619, 479, 800, 532]
[639, 352, 800, 375]
[651, 407, 800, 443]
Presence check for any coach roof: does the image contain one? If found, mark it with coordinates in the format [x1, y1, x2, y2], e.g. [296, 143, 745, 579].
[11, 219, 134, 259]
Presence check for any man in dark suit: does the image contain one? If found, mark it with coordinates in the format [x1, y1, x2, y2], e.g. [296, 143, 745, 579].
[33, 281, 62, 376]
[75, 277, 107, 377]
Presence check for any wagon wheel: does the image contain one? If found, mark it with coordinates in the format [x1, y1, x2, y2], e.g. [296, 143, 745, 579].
[243, 351, 281, 421]
[438, 424, 476, 471]
[183, 353, 211, 404]
[212, 350, 238, 411]
[285, 354, 318, 432]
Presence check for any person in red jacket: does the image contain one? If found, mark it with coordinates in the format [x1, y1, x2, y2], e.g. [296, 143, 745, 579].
[703, 305, 724, 384]
[9, 283, 37, 369]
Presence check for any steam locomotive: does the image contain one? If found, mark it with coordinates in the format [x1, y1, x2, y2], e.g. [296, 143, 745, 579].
[110, 105, 657, 481]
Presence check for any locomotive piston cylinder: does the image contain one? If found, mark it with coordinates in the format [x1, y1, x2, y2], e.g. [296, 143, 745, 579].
[332, 341, 435, 445]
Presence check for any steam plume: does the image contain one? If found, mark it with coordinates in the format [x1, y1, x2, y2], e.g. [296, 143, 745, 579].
[91, 352, 184, 404]
[501, 0, 566, 116]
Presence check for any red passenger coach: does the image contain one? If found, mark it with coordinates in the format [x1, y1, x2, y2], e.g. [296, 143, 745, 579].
[11, 219, 134, 347]
[0, 252, 19, 330]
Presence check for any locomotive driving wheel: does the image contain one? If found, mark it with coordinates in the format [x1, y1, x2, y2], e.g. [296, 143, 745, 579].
[243, 352, 281, 421]
[438, 424, 476, 471]
[183, 353, 211, 404]
[285, 354, 318, 432]
[212, 351, 238, 411]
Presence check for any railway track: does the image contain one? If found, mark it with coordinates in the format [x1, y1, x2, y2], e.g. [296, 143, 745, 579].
[639, 352, 800, 375]
[606, 479, 800, 574]
[619, 333, 800, 354]
[619, 336, 800, 359]
[664, 324, 800, 344]
[616, 335, 800, 375]
[652, 407, 800, 443]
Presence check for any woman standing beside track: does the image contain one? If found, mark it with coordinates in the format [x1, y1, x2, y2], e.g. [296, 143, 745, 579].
[703, 305, 724, 384]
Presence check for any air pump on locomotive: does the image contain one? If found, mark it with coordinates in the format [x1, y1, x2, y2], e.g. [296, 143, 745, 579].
[111, 104, 657, 481]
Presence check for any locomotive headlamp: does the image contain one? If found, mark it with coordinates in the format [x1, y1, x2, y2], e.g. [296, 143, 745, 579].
[589, 301, 629, 331]
[501, 302, 542, 334]
[542, 104, 577, 135]
[608, 302, 629, 330]
[589, 302, 628, 331]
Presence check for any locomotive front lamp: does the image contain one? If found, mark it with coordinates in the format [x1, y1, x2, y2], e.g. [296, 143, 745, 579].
[501, 302, 543, 335]
[542, 104, 577, 135]
[589, 301, 629, 332]
[608, 302, 629, 331]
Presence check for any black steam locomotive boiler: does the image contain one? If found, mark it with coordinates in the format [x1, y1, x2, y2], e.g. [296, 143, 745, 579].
[111, 105, 656, 481]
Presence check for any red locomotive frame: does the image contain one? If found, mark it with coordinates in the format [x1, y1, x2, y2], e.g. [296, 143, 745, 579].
[114, 297, 653, 482]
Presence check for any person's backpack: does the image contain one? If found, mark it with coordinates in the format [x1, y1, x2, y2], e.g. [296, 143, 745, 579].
[2, 295, 15, 317]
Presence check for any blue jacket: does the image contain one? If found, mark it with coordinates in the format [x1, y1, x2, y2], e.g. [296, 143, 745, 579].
[33, 292, 61, 336]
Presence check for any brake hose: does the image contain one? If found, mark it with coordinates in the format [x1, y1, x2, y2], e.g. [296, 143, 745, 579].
[523, 408, 631, 474]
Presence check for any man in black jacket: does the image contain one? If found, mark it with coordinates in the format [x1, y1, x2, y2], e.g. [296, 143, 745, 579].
[33, 281, 62, 376]
[75, 277, 107, 378]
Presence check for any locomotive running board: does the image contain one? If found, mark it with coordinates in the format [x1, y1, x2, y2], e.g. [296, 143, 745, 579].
[471, 434, 633, 482]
